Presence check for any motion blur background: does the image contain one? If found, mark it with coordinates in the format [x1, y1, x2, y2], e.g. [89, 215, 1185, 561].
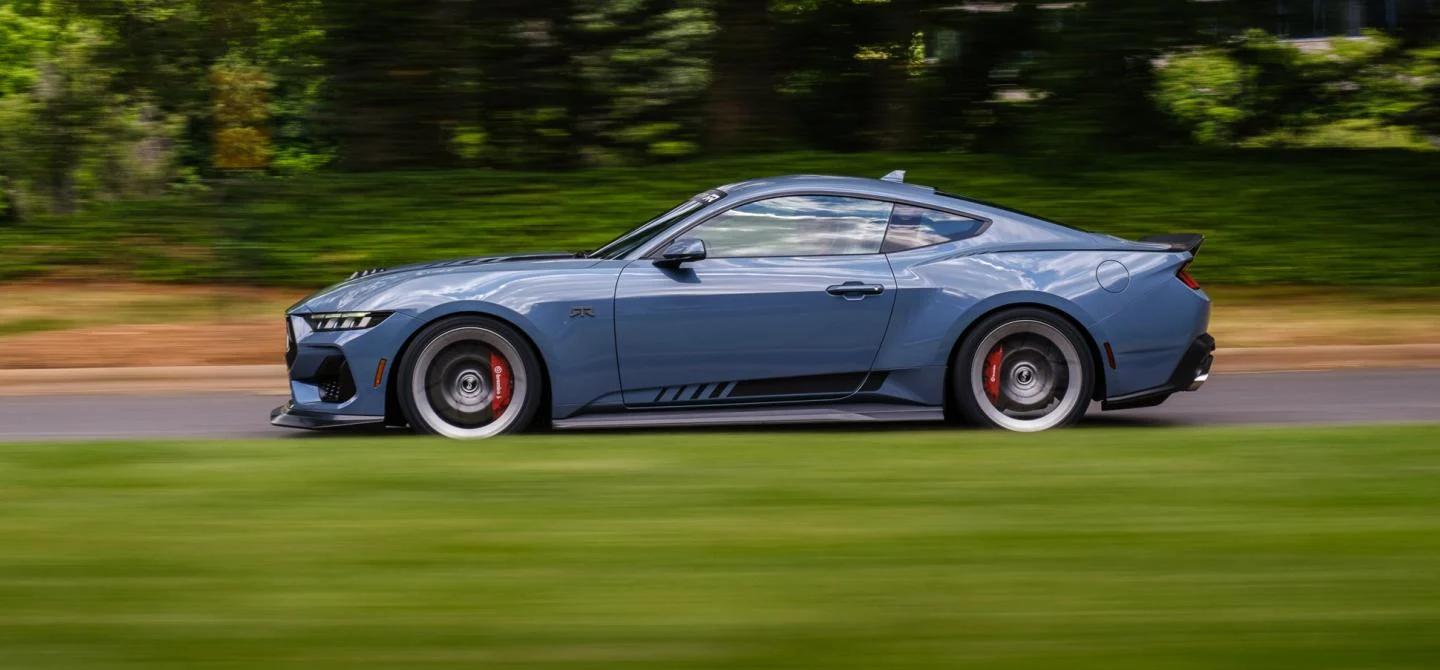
[3, 0, 1439, 367]
[2, 2, 1440, 668]
[1, 0, 1438, 292]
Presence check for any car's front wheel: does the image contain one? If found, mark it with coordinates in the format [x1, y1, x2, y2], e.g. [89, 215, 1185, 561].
[397, 316, 544, 438]
[952, 308, 1094, 432]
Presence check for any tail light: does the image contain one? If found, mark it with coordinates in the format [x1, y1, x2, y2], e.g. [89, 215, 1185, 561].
[1177, 262, 1201, 290]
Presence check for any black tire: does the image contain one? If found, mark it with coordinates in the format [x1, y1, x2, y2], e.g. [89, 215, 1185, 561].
[951, 308, 1094, 432]
[396, 316, 545, 438]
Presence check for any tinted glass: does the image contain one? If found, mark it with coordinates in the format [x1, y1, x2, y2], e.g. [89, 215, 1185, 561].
[882, 204, 985, 252]
[689, 195, 892, 258]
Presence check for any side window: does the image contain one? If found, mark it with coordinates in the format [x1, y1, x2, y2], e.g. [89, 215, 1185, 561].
[882, 204, 985, 253]
[688, 195, 892, 258]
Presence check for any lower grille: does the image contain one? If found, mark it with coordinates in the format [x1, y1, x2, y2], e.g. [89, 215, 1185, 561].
[306, 354, 356, 404]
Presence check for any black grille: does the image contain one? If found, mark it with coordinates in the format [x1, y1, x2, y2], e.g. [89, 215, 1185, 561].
[308, 354, 356, 404]
[284, 319, 297, 369]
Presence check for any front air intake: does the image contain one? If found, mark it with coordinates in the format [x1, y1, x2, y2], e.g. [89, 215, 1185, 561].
[308, 354, 357, 404]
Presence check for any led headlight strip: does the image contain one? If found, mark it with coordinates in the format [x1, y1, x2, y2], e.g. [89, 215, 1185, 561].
[303, 311, 392, 332]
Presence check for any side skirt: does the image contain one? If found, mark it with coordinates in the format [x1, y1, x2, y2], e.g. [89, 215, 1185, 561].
[551, 403, 944, 431]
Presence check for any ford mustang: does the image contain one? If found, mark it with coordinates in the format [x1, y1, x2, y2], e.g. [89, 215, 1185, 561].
[271, 171, 1213, 437]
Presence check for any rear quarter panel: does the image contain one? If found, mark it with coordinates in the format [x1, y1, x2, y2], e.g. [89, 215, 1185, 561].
[877, 247, 1205, 401]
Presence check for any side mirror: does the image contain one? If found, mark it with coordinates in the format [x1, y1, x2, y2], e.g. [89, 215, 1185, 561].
[654, 238, 706, 269]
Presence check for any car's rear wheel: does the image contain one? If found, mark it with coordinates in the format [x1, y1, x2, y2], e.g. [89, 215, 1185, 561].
[952, 309, 1093, 432]
[397, 316, 544, 438]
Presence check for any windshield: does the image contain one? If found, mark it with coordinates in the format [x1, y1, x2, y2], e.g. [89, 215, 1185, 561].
[590, 189, 725, 259]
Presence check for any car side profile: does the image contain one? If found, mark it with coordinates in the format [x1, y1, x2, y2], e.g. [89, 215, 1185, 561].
[271, 171, 1213, 437]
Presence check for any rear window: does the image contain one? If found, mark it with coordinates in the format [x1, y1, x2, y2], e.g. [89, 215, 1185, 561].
[937, 191, 1088, 233]
[882, 204, 985, 252]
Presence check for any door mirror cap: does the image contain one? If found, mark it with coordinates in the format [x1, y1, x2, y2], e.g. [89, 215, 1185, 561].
[654, 238, 706, 268]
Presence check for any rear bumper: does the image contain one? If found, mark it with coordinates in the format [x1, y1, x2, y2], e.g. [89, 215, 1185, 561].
[271, 402, 385, 430]
[1102, 334, 1215, 411]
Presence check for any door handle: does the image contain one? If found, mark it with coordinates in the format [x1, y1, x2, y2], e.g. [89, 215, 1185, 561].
[826, 282, 885, 298]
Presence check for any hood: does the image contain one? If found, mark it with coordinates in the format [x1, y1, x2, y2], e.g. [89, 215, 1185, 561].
[344, 251, 585, 281]
[290, 251, 605, 314]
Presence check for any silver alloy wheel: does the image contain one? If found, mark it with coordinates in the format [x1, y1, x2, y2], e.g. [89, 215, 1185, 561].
[969, 320, 1083, 432]
[409, 327, 528, 439]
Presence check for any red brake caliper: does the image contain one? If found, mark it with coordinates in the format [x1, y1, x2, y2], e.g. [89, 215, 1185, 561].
[983, 346, 1004, 403]
[490, 352, 512, 414]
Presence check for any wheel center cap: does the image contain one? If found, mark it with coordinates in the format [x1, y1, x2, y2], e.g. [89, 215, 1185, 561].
[458, 371, 483, 396]
[1013, 364, 1037, 387]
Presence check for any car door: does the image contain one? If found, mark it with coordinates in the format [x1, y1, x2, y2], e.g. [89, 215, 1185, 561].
[614, 194, 898, 407]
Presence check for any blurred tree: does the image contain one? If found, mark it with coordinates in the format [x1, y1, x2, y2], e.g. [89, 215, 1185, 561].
[1154, 29, 1437, 149]
[916, 2, 1045, 152]
[320, 0, 467, 169]
[1019, 0, 1211, 152]
[1, 0, 1437, 222]
[468, 0, 584, 169]
[569, 0, 713, 163]
[773, 0, 890, 151]
[706, 0, 781, 150]
[874, 0, 920, 150]
[1405, 44, 1440, 138]
[0, 0, 48, 217]
[0, 4, 157, 215]
[210, 57, 272, 170]
[64, 0, 325, 175]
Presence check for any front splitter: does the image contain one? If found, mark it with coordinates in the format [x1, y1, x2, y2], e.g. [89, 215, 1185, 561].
[270, 402, 386, 430]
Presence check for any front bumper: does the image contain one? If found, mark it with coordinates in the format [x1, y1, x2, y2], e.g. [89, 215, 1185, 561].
[271, 402, 386, 430]
[1102, 333, 1215, 411]
[271, 311, 416, 431]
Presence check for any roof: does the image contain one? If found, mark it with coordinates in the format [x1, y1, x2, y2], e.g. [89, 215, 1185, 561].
[718, 174, 938, 201]
[711, 173, 1095, 242]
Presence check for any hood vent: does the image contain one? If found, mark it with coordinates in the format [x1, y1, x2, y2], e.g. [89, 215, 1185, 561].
[348, 267, 388, 280]
[346, 252, 579, 281]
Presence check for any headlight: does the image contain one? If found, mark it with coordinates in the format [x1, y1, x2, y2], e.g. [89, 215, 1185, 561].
[303, 311, 392, 332]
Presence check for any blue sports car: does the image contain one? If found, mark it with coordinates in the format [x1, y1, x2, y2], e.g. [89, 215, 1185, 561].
[272, 171, 1213, 437]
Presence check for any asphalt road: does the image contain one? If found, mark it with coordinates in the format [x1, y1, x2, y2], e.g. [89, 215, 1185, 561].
[0, 369, 1435, 442]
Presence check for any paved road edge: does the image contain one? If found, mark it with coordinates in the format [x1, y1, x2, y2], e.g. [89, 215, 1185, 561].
[3, 345, 1439, 396]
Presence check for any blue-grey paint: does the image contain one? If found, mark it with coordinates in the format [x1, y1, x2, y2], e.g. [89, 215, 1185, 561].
[282, 174, 1210, 424]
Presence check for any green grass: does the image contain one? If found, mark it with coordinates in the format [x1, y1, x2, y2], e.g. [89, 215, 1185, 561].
[0, 317, 74, 337]
[3, 150, 1438, 287]
[3, 425, 1439, 668]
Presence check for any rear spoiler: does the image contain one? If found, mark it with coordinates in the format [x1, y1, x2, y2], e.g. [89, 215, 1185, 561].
[1139, 233, 1204, 255]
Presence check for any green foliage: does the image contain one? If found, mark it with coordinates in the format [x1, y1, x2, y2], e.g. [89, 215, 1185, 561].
[3, 151, 1437, 287]
[1243, 118, 1434, 150]
[1014, 0, 1208, 152]
[1153, 50, 1250, 145]
[3, 425, 1440, 667]
[569, 0, 713, 162]
[0, 7, 183, 216]
[0, 2, 48, 96]
[2, 0, 1439, 235]
[210, 57, 274, 170]
[1157, 30, 1439, 150]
